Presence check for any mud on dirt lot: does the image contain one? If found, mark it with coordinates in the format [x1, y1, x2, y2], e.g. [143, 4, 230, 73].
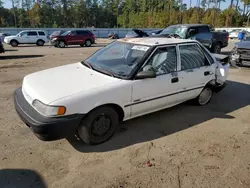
[0, 40, 250, 188]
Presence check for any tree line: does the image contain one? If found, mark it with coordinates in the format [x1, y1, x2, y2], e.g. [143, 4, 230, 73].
[0, 0, 250, 28]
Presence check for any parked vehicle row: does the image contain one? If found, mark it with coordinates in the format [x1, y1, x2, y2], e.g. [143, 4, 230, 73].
[3, 29, 95, 48]
[125, 24, 229, 54]
[14, 37, 229, 145]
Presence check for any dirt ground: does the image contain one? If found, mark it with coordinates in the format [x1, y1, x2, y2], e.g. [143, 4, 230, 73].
[0, 39, 250, 188]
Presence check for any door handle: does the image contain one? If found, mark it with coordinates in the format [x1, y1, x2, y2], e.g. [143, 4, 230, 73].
[204, 71, 213, 76]
[171, 77, 179, 83]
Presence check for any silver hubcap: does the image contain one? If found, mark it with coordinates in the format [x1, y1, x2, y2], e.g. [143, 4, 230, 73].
[38, 41, 43, 45]
[59, 41, 65, 47]
[86, 41, 91, 46]
[199, 88, 212, 105]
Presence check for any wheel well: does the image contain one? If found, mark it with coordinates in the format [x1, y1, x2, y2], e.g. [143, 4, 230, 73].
[37, 39, 45, 43]
[205, 79, 217, 91]
[216, 41, 222, 47]
[10, 39, 18, 43]
[87, 103, 125, 122]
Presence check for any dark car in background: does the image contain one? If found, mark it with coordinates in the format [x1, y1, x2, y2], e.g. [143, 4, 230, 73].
[231, 41, 250, 66]
[51, 30, 95, 48]
[154, 24, 229, 53]
[126, 24, 229, 54]
[0, 38, 5, 53]
[0, 33, 11, 42]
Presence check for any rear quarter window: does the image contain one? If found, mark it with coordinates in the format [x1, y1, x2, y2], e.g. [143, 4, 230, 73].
[38, 31, 45, 36]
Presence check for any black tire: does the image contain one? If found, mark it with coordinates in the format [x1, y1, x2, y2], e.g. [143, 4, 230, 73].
[36, 40, 45, 46]
[77, 106, 119, 145]
[58, 41, 66, 48]
[85, 39, 92, 47]
[194, 87, 213, 106]
[10, 40, 18, 47]
[212, 43, 221, 54]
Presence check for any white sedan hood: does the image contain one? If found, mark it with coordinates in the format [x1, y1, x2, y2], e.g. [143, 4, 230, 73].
[22, 62, 121, 104]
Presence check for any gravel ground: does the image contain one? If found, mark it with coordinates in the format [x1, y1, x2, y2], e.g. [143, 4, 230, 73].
[0, 39, 250, 188]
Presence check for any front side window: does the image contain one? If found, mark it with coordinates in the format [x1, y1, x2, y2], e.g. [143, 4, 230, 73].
[84, 41, 150, 78]
[19, 31, 28, 37]
[179, 44, 210, 70]
[141, 46, 177, 75]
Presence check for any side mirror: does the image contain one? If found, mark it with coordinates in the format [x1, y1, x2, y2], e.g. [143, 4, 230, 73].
[135, 70, 156, 79]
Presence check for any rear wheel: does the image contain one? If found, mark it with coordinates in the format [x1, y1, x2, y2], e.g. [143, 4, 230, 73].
[212, 43, 221, 54]
[85, 39, 92, 47]
[195, 87, 213, 106]
[77, 106, 119, 145]
[10, 40, 18, 47]
[36, 40, 45, 46]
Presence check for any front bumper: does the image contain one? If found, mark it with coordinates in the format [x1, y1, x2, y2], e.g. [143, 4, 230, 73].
[213, 82, 227, 93]
[14, 87, 84, 141]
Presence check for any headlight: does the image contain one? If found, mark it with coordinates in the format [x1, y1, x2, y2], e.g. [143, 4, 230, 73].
[32, 100, 66, 116]
[52, 38, 57, 41]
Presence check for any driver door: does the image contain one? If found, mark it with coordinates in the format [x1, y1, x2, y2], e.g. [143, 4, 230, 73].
[129, 45, 183, 118]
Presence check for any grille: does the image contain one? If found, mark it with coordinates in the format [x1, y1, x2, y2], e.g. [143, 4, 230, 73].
[237, 48, 250, 60]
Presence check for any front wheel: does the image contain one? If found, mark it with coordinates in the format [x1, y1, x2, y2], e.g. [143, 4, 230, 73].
[77, 106, 119, 145]
[195, 87, 213, 106]
[58, 41, 65, 48]
[10, 40, 18, 47]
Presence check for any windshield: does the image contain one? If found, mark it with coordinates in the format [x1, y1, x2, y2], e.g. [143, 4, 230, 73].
[61, 31, 70, 36]
[160, 26, 187, 38]
[51, 31, 61, 35]
[84, 41, 150, 78]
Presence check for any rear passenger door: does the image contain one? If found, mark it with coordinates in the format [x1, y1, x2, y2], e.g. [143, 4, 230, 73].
[177, 43, 215, 102]
[76, 30, 89, 44]
[27, 31, 38, 43]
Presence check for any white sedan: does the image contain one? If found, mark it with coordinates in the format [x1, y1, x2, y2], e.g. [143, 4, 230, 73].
[14, 38, 229, 145]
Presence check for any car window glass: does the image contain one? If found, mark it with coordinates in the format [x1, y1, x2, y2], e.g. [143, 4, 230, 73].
[70, 31, 76, 36]
[179, 44, 210, 70]
[86, 41, 149, 77]
[142, 46, 177, 75]
[38, 31, 45, 36]
[76, 30, 88, 36]
[198, 26, 209, 33]
[27, 31, 38, 36]
[20, 32, 28, 37]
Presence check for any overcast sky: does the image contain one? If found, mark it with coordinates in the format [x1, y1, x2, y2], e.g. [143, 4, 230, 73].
[2, 0, 243, 11]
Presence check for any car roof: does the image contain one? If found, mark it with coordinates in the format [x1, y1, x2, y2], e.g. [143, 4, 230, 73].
[117, 37, 197, 46]
[170, 24, 209, 27]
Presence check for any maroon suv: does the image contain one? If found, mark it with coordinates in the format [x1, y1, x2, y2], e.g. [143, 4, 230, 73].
[52, 30, 95, 48]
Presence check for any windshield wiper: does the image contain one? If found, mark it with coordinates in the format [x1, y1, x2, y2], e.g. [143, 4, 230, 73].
[81, 61, 93, 69]
[98, 68, 115, 77]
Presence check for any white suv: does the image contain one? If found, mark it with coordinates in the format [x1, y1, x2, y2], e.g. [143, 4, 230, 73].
[4, 30, 49, 47]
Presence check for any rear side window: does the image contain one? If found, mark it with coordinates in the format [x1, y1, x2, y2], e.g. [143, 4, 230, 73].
[76, 30, 90, 36]
[38, 31, 45, 36]
[28, 31, 38, 36]
[179, 44, 210, 70]
[198, 26, 209, 33]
